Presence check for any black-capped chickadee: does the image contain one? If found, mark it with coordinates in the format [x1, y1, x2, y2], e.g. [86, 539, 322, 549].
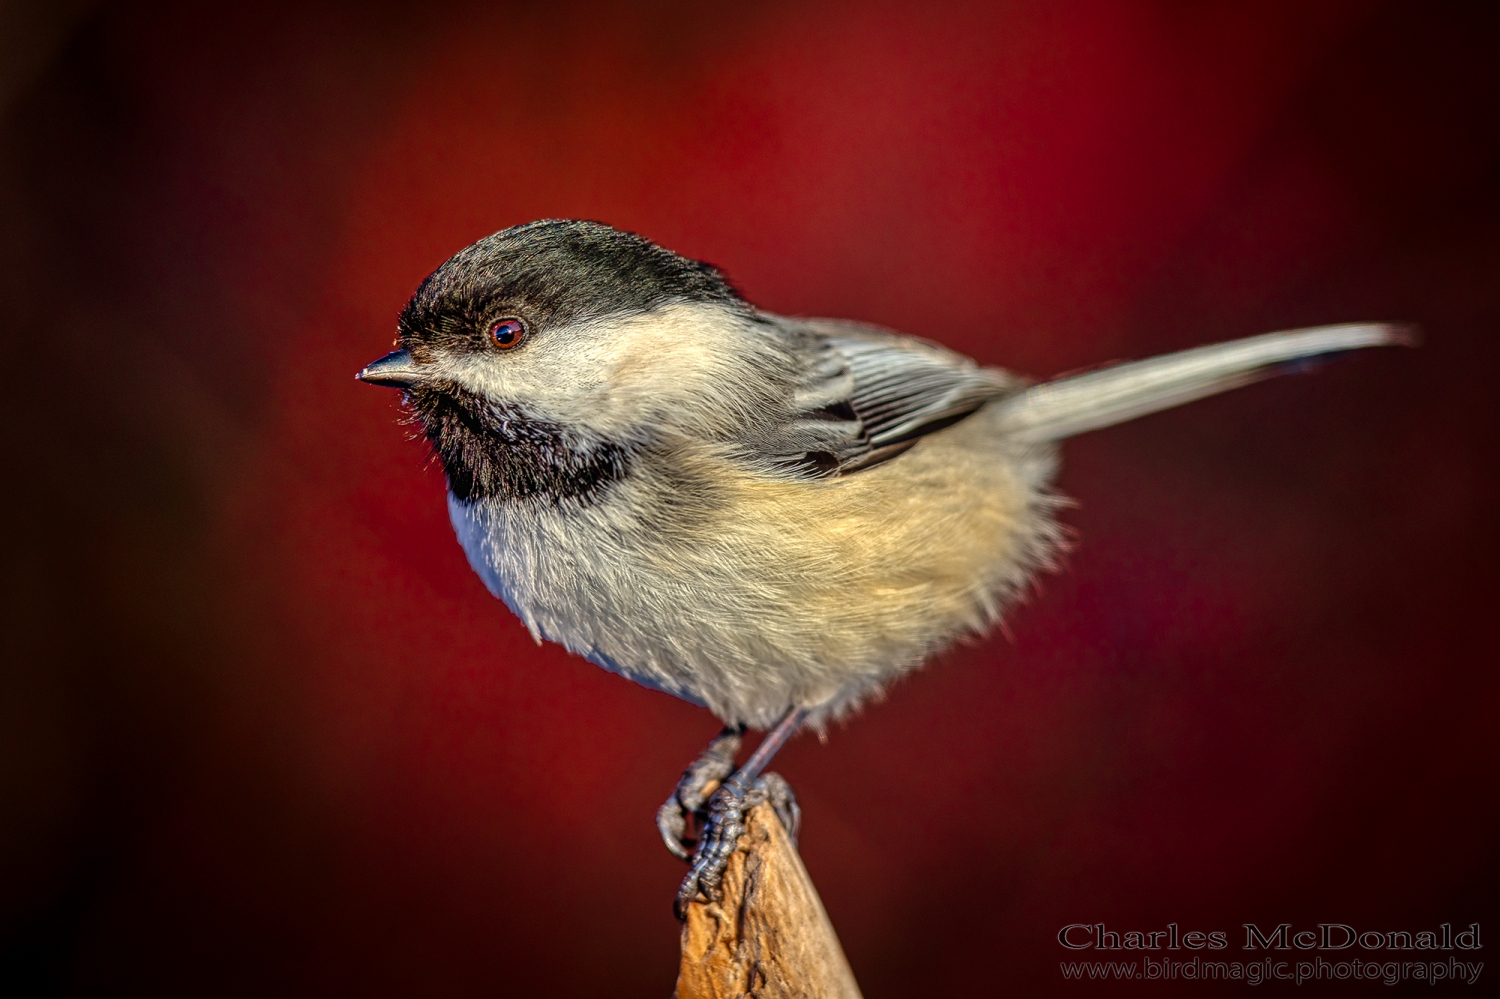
[358, 219, 1411, 913]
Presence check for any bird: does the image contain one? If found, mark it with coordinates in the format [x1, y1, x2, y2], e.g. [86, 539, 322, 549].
[357, 218, 1411, 914]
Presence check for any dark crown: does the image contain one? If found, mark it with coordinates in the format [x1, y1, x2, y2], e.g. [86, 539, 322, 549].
[397, 220, 745, 354]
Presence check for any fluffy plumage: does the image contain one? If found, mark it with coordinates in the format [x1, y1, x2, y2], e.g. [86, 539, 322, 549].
[363, 219, 1409, 730]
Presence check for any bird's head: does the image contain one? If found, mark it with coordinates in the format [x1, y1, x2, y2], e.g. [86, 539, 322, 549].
[359, 220, 789, 503]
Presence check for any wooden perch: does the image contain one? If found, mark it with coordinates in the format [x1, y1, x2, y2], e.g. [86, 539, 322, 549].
[676, 802, 863, 999]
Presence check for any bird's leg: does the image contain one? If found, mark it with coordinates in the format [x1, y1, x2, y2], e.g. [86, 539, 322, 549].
[656, 720, 802, 864]
[674, 707, 808, 919]
[656, 726, 743, 862]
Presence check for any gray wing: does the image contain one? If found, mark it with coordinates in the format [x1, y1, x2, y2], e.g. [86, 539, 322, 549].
[755, 317, 1020, 477]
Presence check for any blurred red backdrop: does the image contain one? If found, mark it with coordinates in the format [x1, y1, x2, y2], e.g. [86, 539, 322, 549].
[2, 1, 1496, 995]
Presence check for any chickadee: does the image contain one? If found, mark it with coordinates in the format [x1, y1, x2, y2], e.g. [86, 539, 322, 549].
[359, 219, 1410, 913]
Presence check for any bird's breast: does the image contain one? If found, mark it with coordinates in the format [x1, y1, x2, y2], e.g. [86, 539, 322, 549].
[444, 412, 1062, 727]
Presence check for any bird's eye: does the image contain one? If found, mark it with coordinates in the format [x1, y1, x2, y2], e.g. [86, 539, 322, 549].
[489, 318, 527, 350]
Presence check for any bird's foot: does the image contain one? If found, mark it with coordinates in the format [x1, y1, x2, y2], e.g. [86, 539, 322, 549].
[672, 770, 800, 919]
[756, 771, 801, 848]
[657, 727, 742, 862]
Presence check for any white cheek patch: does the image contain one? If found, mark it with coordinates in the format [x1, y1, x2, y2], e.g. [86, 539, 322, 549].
[428, 302, 786, 439]
[433, 349, 594, 425]
[597, 307, 770, 411]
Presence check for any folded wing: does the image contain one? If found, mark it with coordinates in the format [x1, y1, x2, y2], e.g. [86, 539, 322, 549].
[755, 318, 1017, 477]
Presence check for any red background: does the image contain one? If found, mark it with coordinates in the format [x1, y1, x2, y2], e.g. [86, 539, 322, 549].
[3, 1, 1497, 994]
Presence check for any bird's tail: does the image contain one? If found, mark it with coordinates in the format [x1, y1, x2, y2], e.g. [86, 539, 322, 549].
[993, 322, 1416, 443]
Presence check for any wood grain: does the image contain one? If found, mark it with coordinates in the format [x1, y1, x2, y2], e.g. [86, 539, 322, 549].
[676, 803, 863, 999]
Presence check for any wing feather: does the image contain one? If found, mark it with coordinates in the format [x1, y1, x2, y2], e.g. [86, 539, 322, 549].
[758, 317, 1017, 477]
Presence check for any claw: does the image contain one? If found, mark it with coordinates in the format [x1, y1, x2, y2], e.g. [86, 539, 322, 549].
[757, 771, 801, 846]
[673, 771, 801, 918]
[656, 727, 742, 862]
[675, 773, 754, 918]
[667, 707, 810, 919]
[656, 799, 691, 862]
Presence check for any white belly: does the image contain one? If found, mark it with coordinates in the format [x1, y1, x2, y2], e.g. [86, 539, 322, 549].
[448, 408, 1059, 729]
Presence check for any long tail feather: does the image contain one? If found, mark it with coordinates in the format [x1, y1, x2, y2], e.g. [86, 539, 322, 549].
[994, 322, 1416, 443]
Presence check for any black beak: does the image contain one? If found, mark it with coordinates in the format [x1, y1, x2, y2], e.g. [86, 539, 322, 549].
[357, 349, 422, 388]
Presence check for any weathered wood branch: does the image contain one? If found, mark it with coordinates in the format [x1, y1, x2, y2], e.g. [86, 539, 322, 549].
[676, 802, 863, 999]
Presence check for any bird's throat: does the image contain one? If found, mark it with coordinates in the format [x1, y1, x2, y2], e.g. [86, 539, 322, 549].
[406, 384, 631, 503]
